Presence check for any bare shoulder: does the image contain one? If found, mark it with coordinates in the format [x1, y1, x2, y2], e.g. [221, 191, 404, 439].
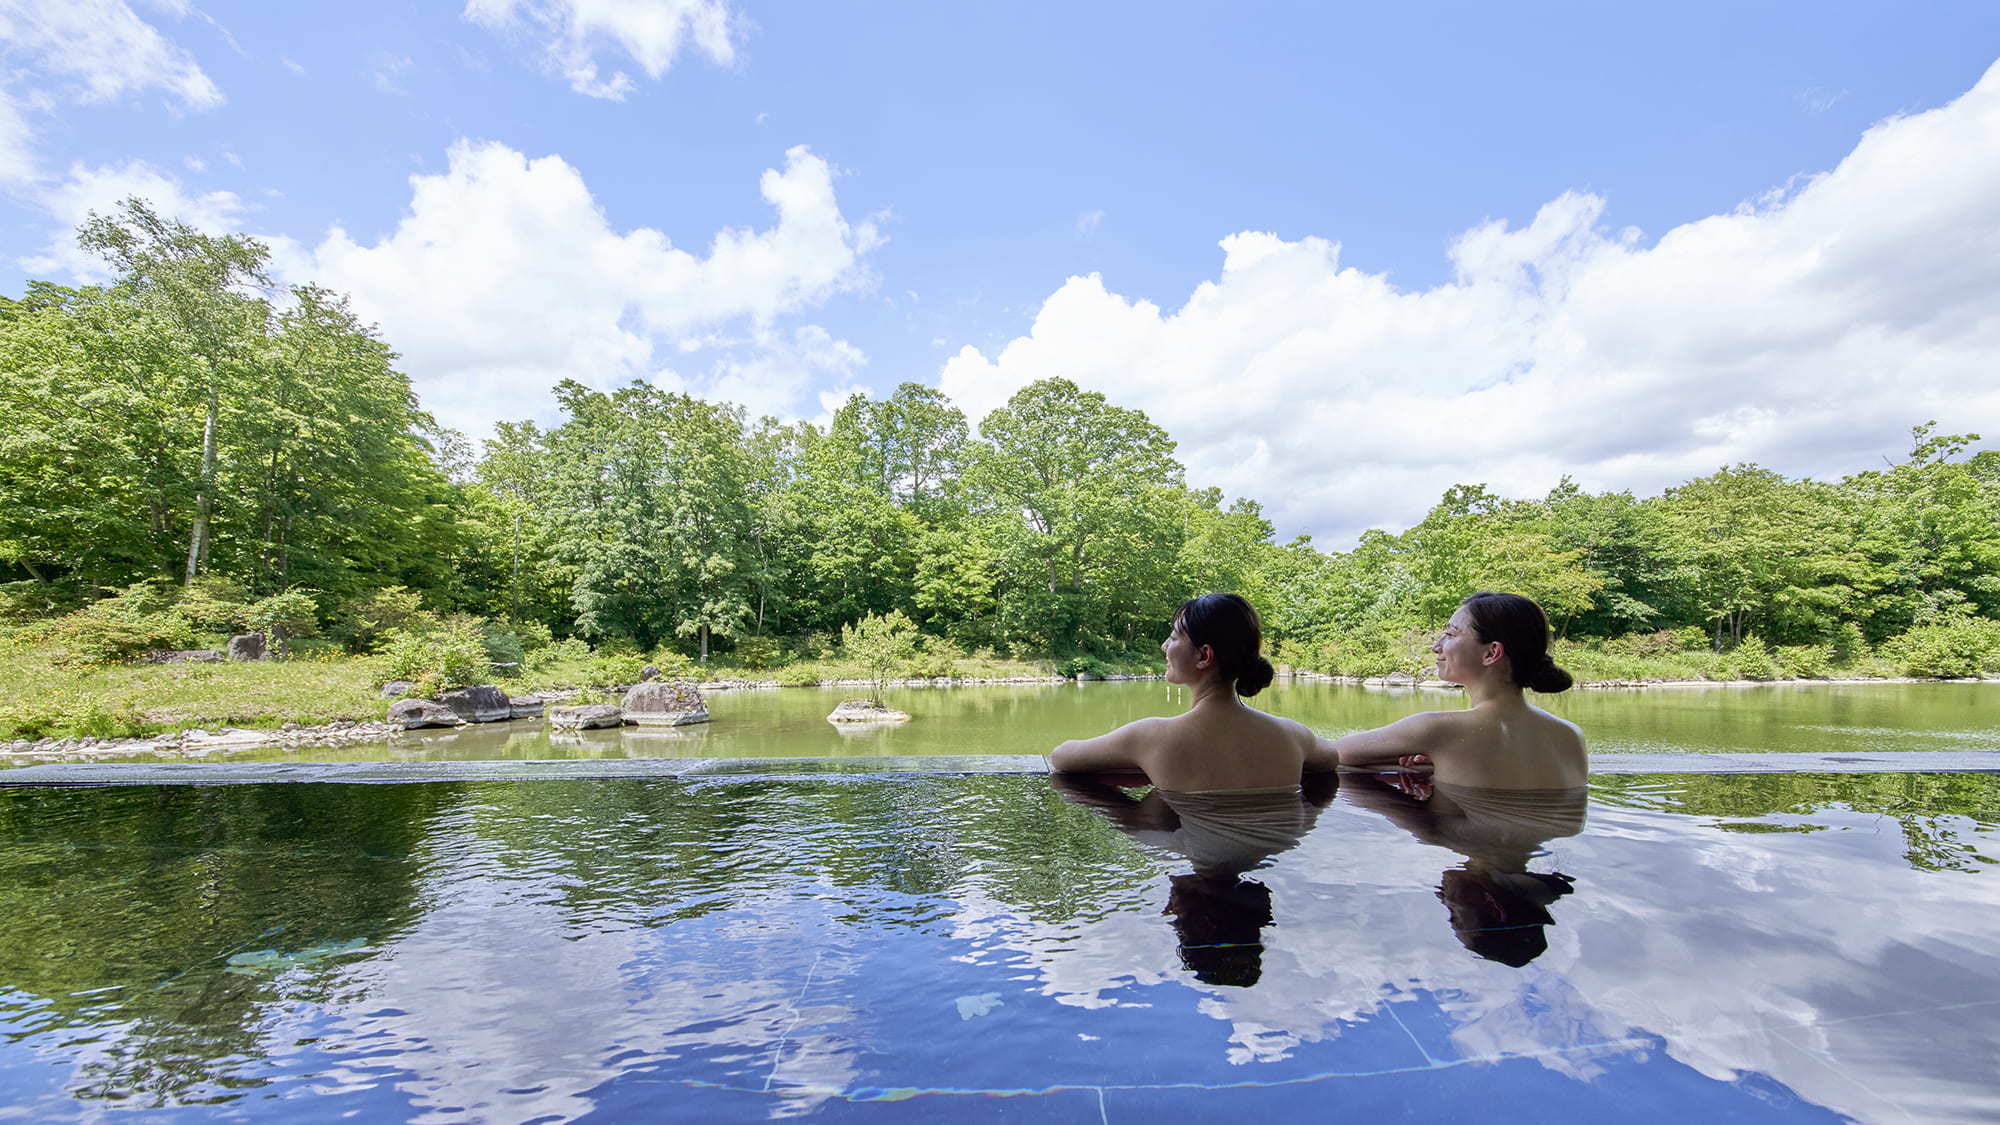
[1533, 706, 1586, 748]
[1051, 715, 1177, 773]
[1264, 712, 1319, 744]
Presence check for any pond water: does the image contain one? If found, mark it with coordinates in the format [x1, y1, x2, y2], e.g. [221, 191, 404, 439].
[18, 680, 2000, 767]
[3, 770, 1998, 1121]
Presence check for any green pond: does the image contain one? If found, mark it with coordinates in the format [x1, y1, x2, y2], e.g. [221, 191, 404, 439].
[36, 679, 2000, 765]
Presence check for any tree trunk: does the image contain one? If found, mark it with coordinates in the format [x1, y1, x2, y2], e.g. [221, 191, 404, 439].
[699, 623, 710, 663]
[510, 511, 522, 621]
[184, 390, 219, 584]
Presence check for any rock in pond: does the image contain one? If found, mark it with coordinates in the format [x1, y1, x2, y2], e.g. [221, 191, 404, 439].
[507, 693, 547, 719]
[388, 699, 460, 730]
[227, 632, 268, 662]
[622, 681, 710, 726]
[378, 680, 418, 699]
[550, 703, 623, 730]
[439, 685, 511, 723]
[826, 698, 911, 725]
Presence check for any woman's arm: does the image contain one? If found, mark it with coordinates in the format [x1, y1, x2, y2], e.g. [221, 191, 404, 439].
[1050, 717, 1168, 774]
[1331, 712, 1452, 768]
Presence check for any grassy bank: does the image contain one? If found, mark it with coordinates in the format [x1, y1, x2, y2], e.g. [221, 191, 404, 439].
[0, 638, 1163, 741]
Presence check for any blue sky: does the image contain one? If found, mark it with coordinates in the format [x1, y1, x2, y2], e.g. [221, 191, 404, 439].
[4, 1, 1999, 544]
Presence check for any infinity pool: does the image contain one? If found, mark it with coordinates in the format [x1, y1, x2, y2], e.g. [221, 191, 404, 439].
[2, 770, 1997, 1121]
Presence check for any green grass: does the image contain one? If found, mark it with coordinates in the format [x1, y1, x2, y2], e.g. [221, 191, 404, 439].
[0, 642, 389, 740]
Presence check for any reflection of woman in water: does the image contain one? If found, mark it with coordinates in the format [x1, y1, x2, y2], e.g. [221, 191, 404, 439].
[1343, 771, 1584, 966]
[1050, 593, 1335, 787]
[1050, 593, 1337, 985]
[1052, 771, 1339, 986]
[1332, 592, 1586, 789]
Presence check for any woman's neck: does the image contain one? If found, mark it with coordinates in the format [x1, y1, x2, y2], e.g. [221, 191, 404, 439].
[1186, 677, 1239, 711]
[1463, 676, 1525, 710]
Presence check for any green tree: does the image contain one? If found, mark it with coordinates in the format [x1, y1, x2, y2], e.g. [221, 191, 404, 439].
[841, 609, 920, 702]
[77, 199, 273, 583]
[966, 378, 1186, 653]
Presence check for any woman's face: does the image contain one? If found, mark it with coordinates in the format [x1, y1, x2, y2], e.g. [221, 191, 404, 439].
[1431, 605, 1498, 685]
[1161, 617, 1210, 685]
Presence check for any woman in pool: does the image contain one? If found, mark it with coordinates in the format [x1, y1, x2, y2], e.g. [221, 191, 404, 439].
[1332, 591, 1586, 789]
[1050, 592, 1333, 789]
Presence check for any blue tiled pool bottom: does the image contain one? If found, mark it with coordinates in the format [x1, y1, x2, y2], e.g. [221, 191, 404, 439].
[2, 772, 1997, 1122]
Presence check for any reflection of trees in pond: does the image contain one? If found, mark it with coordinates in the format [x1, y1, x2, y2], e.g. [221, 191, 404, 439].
[0, 776, 1159, 1111]
[1592, 771, 2000, 872]
[0, 783, 458, 1105]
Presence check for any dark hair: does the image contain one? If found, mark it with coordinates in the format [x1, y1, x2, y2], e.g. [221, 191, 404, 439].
[1460, 592, 1573, 693]
[1174, 592, 1276, 696]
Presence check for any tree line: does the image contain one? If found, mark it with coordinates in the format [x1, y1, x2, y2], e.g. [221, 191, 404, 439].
[3, 203, 1997, 676]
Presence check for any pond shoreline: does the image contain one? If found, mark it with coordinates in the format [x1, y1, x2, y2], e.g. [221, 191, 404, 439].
[3, 671, 1990, 766]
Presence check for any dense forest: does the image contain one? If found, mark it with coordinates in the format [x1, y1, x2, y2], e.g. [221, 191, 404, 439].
[4, 202, 1999, 684]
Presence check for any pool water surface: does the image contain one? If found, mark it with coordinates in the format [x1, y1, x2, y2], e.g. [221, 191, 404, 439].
[1, 770, 1997, 1122]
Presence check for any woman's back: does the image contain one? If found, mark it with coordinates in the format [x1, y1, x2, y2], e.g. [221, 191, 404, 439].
[1421, 704, 1587, 789]
[1133, 706, 1318, 792]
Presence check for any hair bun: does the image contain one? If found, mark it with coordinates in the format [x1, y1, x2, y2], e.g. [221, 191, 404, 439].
[1529, 655, 1573, 694]
[1237, 655, 1276, 697]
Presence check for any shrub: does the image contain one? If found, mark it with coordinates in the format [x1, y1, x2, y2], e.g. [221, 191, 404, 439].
[1774, 644, 1832, 679]
[245, 590, 320, 656]
[510, 620, 554, 652]
[647, 649, 699, 679]
[176, 577, 251, 633]
[1724, 637, 1780, 681]
[909, 636, 966, 679]
[41, 584, 197, 666]
[1829, 621, 1870, 666]
[0, 578, 88, 622]
[1674, 625, 1713, 653]
[731, 634, 785, 669]
[1882, 619, 2000, 678]
[480, 624, 527, 673]
[1057, 655, 1106, 678]
[380, 616, 490, 692]
[344, 586, 432, 654]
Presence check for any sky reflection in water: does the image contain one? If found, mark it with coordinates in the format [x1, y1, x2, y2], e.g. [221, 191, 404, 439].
[1, 771, 1997, 1122]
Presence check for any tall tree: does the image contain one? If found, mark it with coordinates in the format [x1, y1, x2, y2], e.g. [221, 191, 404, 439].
[77, 200, 272, 583]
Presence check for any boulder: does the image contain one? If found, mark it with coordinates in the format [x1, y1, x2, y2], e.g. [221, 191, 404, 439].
[550, 703, 623, 730]
[145, 649, 224, 664]
[388, 699, 459, 730]
[226, 632, 268, 662]
[378, 680, 418, 699]
[1381, 671, 1418, 686]
[639, 664, 661, 682]
[507, 693, 547, 719]
[622, 680, 710, 726]
[439, 685, 511, 723]
[826, 698, 911, 725]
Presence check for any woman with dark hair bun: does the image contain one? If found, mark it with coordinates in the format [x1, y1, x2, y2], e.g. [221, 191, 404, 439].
[1331, 592, 1586, 789]
[1051, 593, 1333, 790]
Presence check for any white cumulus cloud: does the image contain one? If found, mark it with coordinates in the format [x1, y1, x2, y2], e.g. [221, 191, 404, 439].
[941, 59, 2000, 547]
[463, 0, 735, 100]
[0, 0, 222, 110]
[287, 141, 880, 436]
